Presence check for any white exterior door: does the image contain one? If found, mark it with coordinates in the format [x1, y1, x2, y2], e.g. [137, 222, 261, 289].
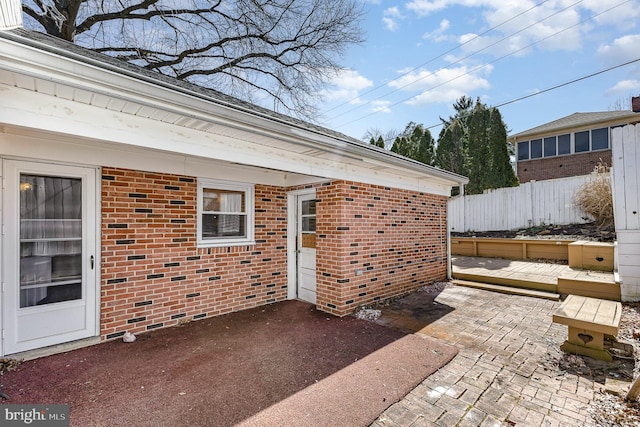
[297, 193, 317, 304]
[2, 160, 98, 355]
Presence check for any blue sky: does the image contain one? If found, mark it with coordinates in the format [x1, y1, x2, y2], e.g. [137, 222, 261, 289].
[317, 0, 640, 144]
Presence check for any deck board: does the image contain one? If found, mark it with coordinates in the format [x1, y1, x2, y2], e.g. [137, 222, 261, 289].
[452, 256, 617, 299]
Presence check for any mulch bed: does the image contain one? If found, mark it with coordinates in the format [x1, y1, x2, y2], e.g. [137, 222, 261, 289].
[0, 300, 456, 426]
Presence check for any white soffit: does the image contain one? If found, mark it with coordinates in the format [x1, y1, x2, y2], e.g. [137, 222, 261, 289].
[0, 31, 467, 192]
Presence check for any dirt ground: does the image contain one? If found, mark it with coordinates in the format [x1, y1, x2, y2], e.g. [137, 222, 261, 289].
[451, 221, 616, 242]
[585, 303, 640, 426]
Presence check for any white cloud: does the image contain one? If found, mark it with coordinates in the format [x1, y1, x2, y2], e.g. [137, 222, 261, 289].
[371, 100, 393, 114]
[597, 34, 640, 65]
[606, 80, 640, 96]
[388, 65, 492, 106]
[423, 19, 450, 42]
[321, 69, 373, 103]
[583, 0, 640, 29]
[407, 0, 640, 58]
[406, 0, 454, 16]
[383, 7, 403, 31]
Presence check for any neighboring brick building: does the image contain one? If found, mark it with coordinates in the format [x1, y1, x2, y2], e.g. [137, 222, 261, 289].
[510, 109, 640, 183]
[0, 29, 466, 356]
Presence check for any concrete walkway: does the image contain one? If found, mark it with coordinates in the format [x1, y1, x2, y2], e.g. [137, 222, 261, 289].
[371, 285, 610, 427]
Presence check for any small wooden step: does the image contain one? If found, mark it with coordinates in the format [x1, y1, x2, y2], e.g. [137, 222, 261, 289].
[452, 279, 561, 301]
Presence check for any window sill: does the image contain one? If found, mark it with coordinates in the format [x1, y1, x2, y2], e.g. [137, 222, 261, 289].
[197, 240, 256, 249]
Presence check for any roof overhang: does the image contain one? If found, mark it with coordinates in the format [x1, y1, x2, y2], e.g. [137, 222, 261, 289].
[509, 112, 640, 143]
[0, 30, 467, 195]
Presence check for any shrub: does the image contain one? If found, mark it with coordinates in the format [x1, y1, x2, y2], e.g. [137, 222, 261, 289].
[574, 163, 614, 227]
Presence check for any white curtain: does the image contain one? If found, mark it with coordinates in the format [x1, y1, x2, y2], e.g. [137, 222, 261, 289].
[20, 175, 82, 307]
[220, 193, 242, 234]
[0, 0, 23, 30]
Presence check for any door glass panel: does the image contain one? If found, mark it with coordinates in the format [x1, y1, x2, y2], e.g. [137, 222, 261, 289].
[20, 175, 82, 307]
[302, 217, 316, 232]
[301, 200, 316, 216]
[301, 200, 316, 248]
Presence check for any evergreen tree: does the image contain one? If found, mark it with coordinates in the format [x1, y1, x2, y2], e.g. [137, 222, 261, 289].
[465, 102, 490, 194]
[435, 118, 466, 176]
[390, 122, 435, 166]
[435, 96, 518, 195]
[390, 135, 409, 157]
[487, 109, 518, 189]
[413, 126, 436, 166]
[369, 136, 385, 148]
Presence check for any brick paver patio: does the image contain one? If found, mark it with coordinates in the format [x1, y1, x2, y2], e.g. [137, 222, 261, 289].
[372, 285, 605, 426]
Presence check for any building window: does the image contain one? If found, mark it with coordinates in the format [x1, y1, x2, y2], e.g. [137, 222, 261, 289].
[197, 179, 254, 247]
[517, 141, 529, 160]
[575, 131, 590, 152]
[558, 134, 571, 155]
[530, 139, 543, 159]
[591, 127, 609, 150]
[543, 136, 556, 157]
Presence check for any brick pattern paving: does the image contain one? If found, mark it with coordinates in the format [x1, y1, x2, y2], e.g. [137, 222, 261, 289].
[373, 286, 598, 427]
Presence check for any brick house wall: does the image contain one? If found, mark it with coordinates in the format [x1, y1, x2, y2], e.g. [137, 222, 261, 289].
[100, 167, 288, 340]
[517, 150, 611, 183]
[100, 169, 449, 339]
[316, 181, 448, 316]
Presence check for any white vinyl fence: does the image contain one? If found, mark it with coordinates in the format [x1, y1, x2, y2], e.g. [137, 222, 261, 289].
[448, 174, 599, 233]
[612, 124, 640, 301]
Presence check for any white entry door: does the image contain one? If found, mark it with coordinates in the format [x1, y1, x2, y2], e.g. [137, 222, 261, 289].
[2, 160, 98, 355]
[297, 193, 317, 304]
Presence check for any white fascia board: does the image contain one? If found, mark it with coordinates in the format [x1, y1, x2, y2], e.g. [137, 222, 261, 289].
[0, 34, 466, 188]
[0, 86, 451, 194]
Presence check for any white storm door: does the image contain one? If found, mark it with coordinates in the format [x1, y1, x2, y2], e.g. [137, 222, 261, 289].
[297, 194, 317, 304]
[3, 160, 98, 355]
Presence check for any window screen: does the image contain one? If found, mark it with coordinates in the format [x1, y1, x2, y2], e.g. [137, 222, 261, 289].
[530, 139, 542, 159]
[558, 134, 571, 155]
[575, 131, 590, 152]
[517, 141, 529, 160]
[543, 136, 556, 157]
[591, 128, 609, 151]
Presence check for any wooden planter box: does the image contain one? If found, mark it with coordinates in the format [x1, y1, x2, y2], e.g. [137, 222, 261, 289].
[450, 237, 571, 261]
[451, 238, 615, 272]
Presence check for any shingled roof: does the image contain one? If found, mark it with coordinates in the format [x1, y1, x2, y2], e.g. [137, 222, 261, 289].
[6, 28, 365, 145]
[510, 111, 640, 140]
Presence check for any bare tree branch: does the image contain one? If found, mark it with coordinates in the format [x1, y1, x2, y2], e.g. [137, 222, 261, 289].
[21, 0, 365, 120]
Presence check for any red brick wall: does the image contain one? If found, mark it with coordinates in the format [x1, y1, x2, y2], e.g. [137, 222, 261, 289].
[315, 181, 448, 316]
[517, 150, 611, 183]
[100, 167, 288, 340]
[100, 169, 450, 338]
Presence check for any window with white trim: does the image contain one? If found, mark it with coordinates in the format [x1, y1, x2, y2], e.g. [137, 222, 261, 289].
[197, 179, 254, 247]
[516, 128, 611, 161]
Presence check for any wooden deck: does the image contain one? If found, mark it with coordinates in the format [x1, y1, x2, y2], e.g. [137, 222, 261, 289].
[452, 256, 619, 300]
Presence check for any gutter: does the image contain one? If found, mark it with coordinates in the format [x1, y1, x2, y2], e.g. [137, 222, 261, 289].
[0, 29, 468, 186]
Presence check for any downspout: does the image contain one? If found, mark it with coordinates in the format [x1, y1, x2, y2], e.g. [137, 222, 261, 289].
[0, 0, 23, 30]
[447, 182, 465, 280]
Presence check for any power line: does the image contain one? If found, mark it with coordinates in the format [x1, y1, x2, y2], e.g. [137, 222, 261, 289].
[322, 0, 553, 115]
[335, 0, 632, 133]
[326, 0, 587, 122]
[420, 57, 640, 132]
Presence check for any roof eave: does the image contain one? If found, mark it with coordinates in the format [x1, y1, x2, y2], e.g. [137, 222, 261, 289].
[0, 29, 467, 187]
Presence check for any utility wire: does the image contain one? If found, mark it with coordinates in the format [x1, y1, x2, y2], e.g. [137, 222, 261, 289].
[326, 0, 586, 122]
[419, 57, 640, 132]
[335, 0, 632, 133]
[322, 0, 553, 115]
